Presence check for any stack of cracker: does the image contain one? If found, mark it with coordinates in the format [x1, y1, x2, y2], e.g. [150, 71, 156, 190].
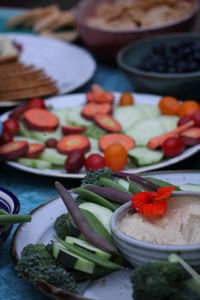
[7, 5, 78, 42]
[0, 62, 58, 101]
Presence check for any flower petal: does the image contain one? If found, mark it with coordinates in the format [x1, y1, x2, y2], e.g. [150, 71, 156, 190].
[155, 186, 176, 200]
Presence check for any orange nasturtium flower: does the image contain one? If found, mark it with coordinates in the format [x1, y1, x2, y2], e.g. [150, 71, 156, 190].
[132, 186, 176, 218]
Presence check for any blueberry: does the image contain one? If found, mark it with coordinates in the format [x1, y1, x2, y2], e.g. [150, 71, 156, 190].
[152, 42, 165, 55]
[176, 61, 187, 73]
[187, 61, 198, 72]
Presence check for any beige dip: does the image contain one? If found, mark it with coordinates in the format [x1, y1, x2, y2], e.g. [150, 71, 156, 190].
[118, 196, 200, 245]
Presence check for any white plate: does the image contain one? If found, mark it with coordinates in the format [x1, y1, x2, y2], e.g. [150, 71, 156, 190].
[0, 33, 96, 107]
[11, 171, 200, 300]
[1, 92, 200, 179]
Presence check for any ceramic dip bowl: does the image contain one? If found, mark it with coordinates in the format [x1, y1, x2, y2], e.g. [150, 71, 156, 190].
[111, 192, 200, 269]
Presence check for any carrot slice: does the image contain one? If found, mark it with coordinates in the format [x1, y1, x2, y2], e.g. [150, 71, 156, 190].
[0, 141, 28, 160]
[180, 127, 200, 145]
[26, 143, 44, 158]
[23, 108, 59, 132]
[147, 121, 194, 149]
[82, 103, 112, 120]
[99, 133, 135, 151]
[94, 114, 121, 133]
[57, 135, 90, 154]
[62, 125, 85, 135]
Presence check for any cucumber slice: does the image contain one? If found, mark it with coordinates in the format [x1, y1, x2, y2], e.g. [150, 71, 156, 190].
[51, 108, 69, 125]
[126, 119, 165, 146]
[39, 148, 66, 166]
[89, 137, 99, 151]
[19, 122, 34, 138]
[179, 184, 200, 192]
[158, 116, 178, 132]
[67, 106, 91, 127]
[85, 125, 106, 140]
[113, 106, 145, 131]
[136, 104, 160, 118]
[53, 242, 95, 274]
[31, 127, 62, 143]
[118, 179, 129, 191]
[65, 236, 111, 260]
[17, 158, 52, 169]
[14, 135, 40, 144]
[128, 147, 163, 166]
[79, 202, 112, 234]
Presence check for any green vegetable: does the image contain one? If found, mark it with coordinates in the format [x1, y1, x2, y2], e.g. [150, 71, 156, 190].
[84, 124, 106, 139]
[54, 214, 71, 239]
[99, 177, 131, 193]
[74, 187, 116, 211]
[16, 243, 77, 293]
[169, 254, 200, 297]
[56, 237, 122, 271]
[0, 211, 31, 225]
[131, 259, 200, 300]
[81, 168, 113, 186]
[145, 177, 181, 191]
[128, 181, 144, 195]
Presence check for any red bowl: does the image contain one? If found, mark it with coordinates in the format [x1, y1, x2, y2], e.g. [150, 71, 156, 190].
[74, 0, 199, 62]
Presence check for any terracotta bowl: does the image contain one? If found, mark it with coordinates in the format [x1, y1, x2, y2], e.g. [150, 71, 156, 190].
[74, 0, 199, 61]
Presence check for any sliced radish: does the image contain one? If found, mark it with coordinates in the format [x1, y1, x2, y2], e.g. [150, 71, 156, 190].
[94, 114, 121, 133]
[23, 108, 59, 132]
[26, 143, 44, 158]
[0, 141, 28, 160]
[82, 103, 112, 120]
[62, 125, 84, 135]
[180, 127, 200, 145]
[57, 135, 90, 155]
[99, 133, 135, 151]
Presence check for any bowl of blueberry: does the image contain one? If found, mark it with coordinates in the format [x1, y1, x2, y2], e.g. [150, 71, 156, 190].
[117, 33, 200, 99]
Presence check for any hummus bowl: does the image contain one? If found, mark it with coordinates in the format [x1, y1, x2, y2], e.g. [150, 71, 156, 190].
[111, 192, 200, 269]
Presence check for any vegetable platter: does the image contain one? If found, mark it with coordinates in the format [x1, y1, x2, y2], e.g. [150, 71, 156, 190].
[1, 86, 200, 178]
[11, 170, 200, 300]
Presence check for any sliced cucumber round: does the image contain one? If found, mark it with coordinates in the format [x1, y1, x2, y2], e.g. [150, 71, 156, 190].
[128, 147, 163, 166]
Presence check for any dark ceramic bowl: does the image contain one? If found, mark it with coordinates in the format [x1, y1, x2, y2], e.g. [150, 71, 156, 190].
[117, 33, 200, 100]
[0, 187, 20, 247]
[74, 0, 198, 61]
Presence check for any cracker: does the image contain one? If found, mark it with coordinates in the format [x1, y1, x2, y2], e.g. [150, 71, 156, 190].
[0, 84, 58, 101]
[40, 29, 78, 42]
[0, 78, 56, 92]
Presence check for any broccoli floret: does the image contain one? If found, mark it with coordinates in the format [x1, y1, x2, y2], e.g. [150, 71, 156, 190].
[54, 213, 70, 239]
[16, 243, 77, 293]
[81, 168, 113, 185]
[131, 261, 199, 300]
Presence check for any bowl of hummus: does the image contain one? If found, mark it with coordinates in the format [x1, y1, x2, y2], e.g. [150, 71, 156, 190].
[111, 192, 200, 269]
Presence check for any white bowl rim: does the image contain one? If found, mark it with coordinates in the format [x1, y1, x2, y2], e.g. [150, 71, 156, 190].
[111, 192, 200, 252]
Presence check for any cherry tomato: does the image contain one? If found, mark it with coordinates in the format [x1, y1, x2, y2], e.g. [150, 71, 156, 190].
[119, 92, 134, 106]
[28, 98, 46, 109]
[162, 137, 184, 158]
[177, 115, 193, 127]
[179, 101, 199, 117]
[104, 143, 127, 171]
[0, 131, 13, 145]
[3, 119, 19, 136]
[159, 96, 180, 115]
[45, 138, 58, 148]
[65, 150, 85, 173]
[85, 153, 105, 171]
[192, 110, 200, 127]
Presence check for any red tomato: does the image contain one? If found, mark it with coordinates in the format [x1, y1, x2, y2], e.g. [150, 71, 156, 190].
[65, 150, 85, 173]
[28, 98, 46, 109]
[85, 153, 105, 171]
[0, 131, 13, 145]
[162, 137, 184, 157]
[3, 119, 19, 136]
[45, 138, 58, 148]
[177, 115, 192, 127]
[192, 110, 200, 127]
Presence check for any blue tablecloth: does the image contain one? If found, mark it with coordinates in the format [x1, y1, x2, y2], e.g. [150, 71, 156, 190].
[0, 7, 200, 300]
